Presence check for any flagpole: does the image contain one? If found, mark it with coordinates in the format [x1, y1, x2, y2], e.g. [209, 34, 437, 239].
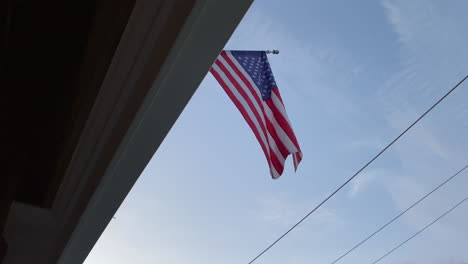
[265, 50, 279, 54]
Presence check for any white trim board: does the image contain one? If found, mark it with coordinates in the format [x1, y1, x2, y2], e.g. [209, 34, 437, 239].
[57, 0, 253, 263]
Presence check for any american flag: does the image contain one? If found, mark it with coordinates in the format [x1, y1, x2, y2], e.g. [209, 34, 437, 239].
[210, 50, 302, 179]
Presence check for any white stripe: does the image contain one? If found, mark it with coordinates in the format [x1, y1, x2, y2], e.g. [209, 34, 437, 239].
[263, 101, 299, 154]
[211, 63, 270, 157]
[267, 132, 285, 163]
[270, 166, 281, 179]
[216, 55, 267, 129]
[293, 153, 298, 168]
[271, 91, 301, 151]
[271, 92, 293, 124]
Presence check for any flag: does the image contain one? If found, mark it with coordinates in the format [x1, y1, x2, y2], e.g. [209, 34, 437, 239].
[210, 50, 302, 179]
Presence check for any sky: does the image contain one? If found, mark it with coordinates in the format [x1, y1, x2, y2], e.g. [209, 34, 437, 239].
[84, 0, 468, 263]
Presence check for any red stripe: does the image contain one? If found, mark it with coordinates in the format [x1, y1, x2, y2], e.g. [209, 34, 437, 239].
[266, 94, 301, 152]
[214, 60, 268, 143]
[296, 152, 303, 163]
[293, 152, 302, 170]
[272, 88, 284, 105]
[265, 118, 288, 159]
[209, 68, 270, 165]
[269, 147, 284, 176]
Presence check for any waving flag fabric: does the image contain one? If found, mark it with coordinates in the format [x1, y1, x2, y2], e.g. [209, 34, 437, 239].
[210, 50, 302, 179]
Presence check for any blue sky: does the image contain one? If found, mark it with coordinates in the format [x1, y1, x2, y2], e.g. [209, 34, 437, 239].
[85, 0, 468, 263]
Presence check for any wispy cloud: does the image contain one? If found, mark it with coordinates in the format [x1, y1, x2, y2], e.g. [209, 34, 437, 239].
[385, 107, 452, 161]
[375, 2, 468, 246]
[254, 193, 339, 228]
[348, 171, 377, 198]
[380, 0, 468, 100]
[347, 139, 386, 152]
[255, 194, 299, 226]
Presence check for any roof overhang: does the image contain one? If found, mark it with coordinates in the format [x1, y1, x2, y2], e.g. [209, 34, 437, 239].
[57, 0, 253, 262]
[3, 0, 252, 263]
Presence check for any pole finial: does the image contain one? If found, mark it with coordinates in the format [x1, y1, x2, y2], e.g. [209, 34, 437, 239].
[266, 50, 279, 54]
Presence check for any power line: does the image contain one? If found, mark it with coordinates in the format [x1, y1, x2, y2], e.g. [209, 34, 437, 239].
[330, 162, 468, 264]
[371, 194, 468, 264]
[247, 75, 468, 264]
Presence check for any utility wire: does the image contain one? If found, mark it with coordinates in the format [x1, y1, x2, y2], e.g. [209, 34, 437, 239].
[371, 195, 468, 264]
[330, 162, 468, 264]
[247, 75, 468, 264]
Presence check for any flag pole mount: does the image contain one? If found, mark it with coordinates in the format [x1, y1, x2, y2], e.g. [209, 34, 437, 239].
[266, 50, 279, 54]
